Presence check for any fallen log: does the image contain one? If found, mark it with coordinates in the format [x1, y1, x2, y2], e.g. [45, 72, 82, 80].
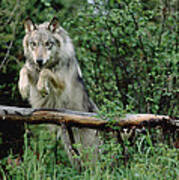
[0, 105, 178, 158]
[0, 105, 178, 130]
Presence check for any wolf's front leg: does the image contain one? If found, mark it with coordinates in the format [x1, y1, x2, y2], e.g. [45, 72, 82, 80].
[18, 66, 32, 99]
[37, 69, 65, 96]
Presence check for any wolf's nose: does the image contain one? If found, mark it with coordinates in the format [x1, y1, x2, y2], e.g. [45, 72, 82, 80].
[36, 59, 43, 67]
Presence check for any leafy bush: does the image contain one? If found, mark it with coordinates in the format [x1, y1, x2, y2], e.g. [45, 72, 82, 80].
[65, 0, 178, 116]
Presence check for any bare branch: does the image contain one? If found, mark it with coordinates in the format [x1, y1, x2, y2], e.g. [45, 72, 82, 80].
[158, 4, 167, 48]
[0, 41, 14, 69]
[0, 0, 21, 70]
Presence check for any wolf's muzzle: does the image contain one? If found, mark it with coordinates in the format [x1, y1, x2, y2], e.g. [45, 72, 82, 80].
[36, 59, 43, 67]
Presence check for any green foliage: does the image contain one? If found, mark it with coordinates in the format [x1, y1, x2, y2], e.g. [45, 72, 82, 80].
[0, 129, 178, 179]
[65, 0, 178, 116]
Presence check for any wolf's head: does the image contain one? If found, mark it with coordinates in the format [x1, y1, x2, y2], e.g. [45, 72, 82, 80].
[23, 17, 75, 68]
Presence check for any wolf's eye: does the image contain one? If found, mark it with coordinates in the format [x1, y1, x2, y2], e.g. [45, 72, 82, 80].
[30, 41, 37, 49]
[45, 41, 54, 49]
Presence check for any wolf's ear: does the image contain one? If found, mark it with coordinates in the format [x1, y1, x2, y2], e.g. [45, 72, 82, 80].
[48, 17, 59, 32]
[24, 18, 36, 33]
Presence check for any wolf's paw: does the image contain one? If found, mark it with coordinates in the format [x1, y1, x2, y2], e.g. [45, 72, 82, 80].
[18, 68, 30, 99]
[19, 82, 30, 99]
[39, 69, 52, 78]
[37, 69, 51, 97]
[37, 78, 49, 97]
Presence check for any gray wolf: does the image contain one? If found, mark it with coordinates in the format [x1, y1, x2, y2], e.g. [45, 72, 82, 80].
[18, 17, 100, 170]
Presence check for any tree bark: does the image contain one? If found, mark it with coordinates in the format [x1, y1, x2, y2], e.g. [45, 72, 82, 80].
[0, 105, 178, 130]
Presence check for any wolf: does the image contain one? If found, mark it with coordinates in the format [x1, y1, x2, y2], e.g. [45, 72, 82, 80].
[18, 17, 101, 170]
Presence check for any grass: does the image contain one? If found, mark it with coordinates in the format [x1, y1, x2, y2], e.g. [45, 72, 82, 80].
[0, 125, 178, 180]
